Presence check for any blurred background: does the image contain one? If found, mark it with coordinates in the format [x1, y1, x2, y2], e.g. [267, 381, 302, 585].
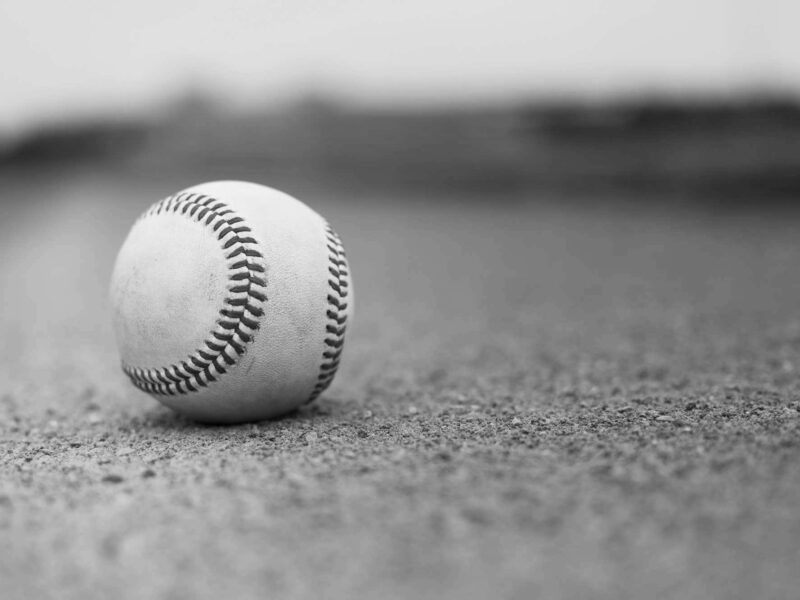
[2, 0, 799, 198]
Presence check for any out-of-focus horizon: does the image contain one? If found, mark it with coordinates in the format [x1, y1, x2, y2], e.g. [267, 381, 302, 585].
[3, 0, 800, 199]
[2, 0, 797, 132]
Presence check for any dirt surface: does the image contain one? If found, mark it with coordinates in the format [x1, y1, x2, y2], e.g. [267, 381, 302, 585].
[1, 172, 800, 599]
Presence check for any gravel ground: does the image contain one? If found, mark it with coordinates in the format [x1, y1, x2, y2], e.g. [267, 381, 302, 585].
[1, 172, 800, 599]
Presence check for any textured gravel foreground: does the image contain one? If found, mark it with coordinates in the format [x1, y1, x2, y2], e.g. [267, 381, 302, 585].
[1, 173, 800, 599]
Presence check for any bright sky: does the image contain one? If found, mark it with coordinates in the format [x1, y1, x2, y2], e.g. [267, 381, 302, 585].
[0, 0, 796, 133]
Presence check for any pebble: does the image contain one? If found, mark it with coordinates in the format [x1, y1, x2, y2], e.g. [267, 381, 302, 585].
[87, 413, 103, 425]
[408, 406, 418, 415]
[102, 474, 124, 484]
[656, 415, 674, 422]
[116, 447, 134, 457]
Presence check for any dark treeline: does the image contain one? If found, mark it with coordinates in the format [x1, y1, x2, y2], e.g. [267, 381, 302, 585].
[3, 95, 800, 200]
[2, 121, 148, 165]
[523, 96, 800, 136]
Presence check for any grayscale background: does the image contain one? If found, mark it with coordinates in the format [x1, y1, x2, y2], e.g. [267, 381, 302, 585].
[1, 2, 799, 598]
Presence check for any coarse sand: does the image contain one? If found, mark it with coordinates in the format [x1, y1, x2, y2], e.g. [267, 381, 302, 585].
[1, 173, 799, 599]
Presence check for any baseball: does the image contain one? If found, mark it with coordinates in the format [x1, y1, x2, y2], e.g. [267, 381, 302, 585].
[109, 181, 352, 423]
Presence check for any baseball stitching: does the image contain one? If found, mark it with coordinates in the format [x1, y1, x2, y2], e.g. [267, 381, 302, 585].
[306, 223, 350, 403]
[122, 192, 268, 396]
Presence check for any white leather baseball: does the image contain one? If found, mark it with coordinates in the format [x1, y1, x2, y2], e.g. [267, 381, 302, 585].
[109, 181, 352, 423]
